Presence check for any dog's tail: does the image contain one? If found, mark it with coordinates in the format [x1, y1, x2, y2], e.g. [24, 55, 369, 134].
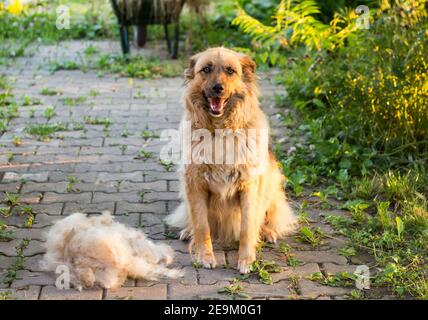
[164, 203, 193, 240]
[164, 203, 188, 229]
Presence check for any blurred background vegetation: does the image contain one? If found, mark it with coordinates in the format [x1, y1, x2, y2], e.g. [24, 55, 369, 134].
[1, 0, 427, 299]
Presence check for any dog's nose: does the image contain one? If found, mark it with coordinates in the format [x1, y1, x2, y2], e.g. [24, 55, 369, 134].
[212, 83, 224, 94]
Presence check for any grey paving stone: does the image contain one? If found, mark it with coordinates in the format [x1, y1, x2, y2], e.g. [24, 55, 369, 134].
[32, 214, 63, 228]
[323, 263, 361, 275]
[42, 192, 92, 204]
[298, 279, 352, 299]
[115, 201, 166, 214]
[11, 271, 55, 288]
[30, 203, 63, 215]
[63, 202, 114, 215]
[0, 285, 41, 300]
[10, 227, 45, 241]
[0, 239, 21, 256]
[0, 254, 15, 271]
[241, 281, 294, 299]
[3, 172, 49, 183]
[294, 250, 348, 265]
[271, 263, 321, 283]
[40, 286, 103, 300]
[105, 284, 167, 300]
[168, 281, 229, 300]
[198, 267, 241, 285]
[23, 255, 45, 272]
[24, 240, 45, 256]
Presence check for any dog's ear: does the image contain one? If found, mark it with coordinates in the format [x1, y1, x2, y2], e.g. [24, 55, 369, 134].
[184, 53, 200, 83]
[239, 54, 257, 83]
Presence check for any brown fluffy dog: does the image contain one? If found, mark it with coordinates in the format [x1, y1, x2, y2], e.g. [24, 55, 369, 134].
[166, 47, 297, 273]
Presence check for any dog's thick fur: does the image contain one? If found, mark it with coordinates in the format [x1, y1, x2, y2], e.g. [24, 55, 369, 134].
[165, 47, 297, 273]
[41, 212, 182, 290]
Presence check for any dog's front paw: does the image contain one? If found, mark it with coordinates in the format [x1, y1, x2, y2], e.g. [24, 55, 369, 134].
[237, 247, 256, 274]
[237, 258, 253, 274]
[195, 250, 217, 269]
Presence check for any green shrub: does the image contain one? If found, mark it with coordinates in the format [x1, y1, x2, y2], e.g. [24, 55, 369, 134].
[280, 1, 428, 166]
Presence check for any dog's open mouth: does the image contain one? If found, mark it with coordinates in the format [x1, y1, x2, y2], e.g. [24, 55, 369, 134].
[208, 97, 227, 116]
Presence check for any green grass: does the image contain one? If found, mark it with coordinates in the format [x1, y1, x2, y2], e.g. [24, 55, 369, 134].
[60, 96, 87, 106]
[141, 129, 160, 141]
[42, 106, 56, 121]
[4, 192, 20, 207]
[12, 135, 22, 146]
[249, 259, 281, 285]
[0, 291, 12, 300]
[297, 226, 325, 248]
[0, 220, 13, 242]
[1, 238, 29, 285]
[48, 59, 80, 73]
[137, 149, 152, 161]
[306, 271, 357, 287]
[66, 175, 80, 193]
[159, 159, 174, 172]
[24, 122, 83, 140]
[20, 206, 35, 229]
[39, 88, 61, 96]
[279, 242, 301, 267]
[95, 54, 183, 79]
[218, 282, 249, 300]
[22, 95, 41, 106]
[84, 116, 112, 126]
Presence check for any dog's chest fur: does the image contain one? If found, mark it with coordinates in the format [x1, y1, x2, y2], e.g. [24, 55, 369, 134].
[203, 165, 242, 196]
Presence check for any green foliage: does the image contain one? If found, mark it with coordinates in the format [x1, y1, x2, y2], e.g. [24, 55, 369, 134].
[232, 0, 358, 66]
[297, 225, 325, 247]
[0, 1, 116, 46]
[280, 2, 428, 166]
[249, 260, 281, 285]
[159, 159, 175, 172]
[24, 122, 83, 140]
[84, 116, 112, 126]
[1, 238, 30, 285]
[137, 149, 152, 161]
[60, 96, 87, 106]
[218, 279, 250, 299]
[95, 54, 183, 79]
[307, 271, 356, 287]
[325, 174, 428, 298]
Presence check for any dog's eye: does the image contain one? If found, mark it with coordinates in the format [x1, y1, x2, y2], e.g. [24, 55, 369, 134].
[202, 66, 211, 74]
[226, 67, 235, 75]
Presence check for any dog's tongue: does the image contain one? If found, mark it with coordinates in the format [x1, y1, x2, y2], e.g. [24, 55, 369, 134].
[209, 97, 224, 114]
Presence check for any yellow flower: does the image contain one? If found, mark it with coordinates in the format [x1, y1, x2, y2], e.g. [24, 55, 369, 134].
[6, 0, 23, 15]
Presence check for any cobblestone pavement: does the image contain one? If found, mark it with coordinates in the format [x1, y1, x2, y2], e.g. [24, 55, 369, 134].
[0, 41, 371, 300]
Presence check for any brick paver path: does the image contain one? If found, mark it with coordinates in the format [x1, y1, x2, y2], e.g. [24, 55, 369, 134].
[0, 41, 366, 300]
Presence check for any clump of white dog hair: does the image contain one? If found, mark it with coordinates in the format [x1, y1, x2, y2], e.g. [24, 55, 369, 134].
[41, 212, 182, 290]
